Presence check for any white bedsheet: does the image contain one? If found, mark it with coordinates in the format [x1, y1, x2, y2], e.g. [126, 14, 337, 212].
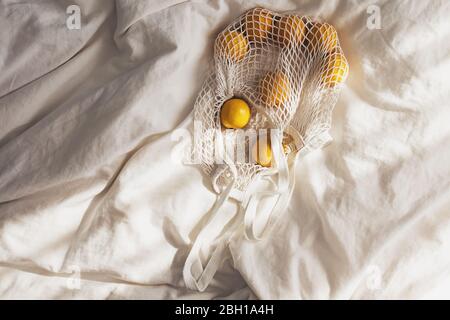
[0, 0, 449, 299]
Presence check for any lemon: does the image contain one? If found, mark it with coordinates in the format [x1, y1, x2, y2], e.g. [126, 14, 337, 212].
[305, 22, 338, 52]
[245, 8, 274, 42]
[220, 98, 251, 129]
[318, 23, 338, 52]
[321, 51, 349, 88]
[259, 71, 291, 107]
[216, 30, 249, 62]
[277, 15, 306, 47]
[252, 136, 272, 167]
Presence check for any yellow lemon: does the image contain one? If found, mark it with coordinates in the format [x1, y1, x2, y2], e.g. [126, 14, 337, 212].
[252, 136, 272, 167]
[259, 71, 291, 107]
[319, 23, 338, 52]
[245, 8, 274, 43]
[216, 30, 249, 62]
[321, 51, 349, 88]
[220, 98, 251, 129]
[277, 15, 306, 47]
[305, 22, 338, 52]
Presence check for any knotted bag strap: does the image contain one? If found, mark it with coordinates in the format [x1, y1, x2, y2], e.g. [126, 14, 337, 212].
[182, 155, 240, 291]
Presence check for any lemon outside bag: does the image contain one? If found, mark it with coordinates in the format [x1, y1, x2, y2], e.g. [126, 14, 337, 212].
[183, 8, 349, 291]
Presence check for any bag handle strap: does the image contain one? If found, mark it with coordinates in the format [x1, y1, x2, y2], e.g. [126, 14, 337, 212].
[243, 131, 298, 241]
[183, 155, 239, 291]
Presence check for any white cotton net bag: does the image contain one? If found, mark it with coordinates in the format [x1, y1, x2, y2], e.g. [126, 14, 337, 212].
[184, 7, 349, 291]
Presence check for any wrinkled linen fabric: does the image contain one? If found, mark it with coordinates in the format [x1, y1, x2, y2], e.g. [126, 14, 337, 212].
[0, 0, 449, 299]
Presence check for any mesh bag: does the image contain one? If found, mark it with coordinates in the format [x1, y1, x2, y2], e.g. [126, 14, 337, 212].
[184, 7, 349, 291]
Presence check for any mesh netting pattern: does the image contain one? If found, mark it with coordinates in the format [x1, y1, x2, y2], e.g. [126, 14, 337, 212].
[192, 7, 349, 191]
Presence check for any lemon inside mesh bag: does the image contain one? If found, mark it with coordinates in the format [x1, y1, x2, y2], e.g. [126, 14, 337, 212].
[183, 7, 349, 291]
